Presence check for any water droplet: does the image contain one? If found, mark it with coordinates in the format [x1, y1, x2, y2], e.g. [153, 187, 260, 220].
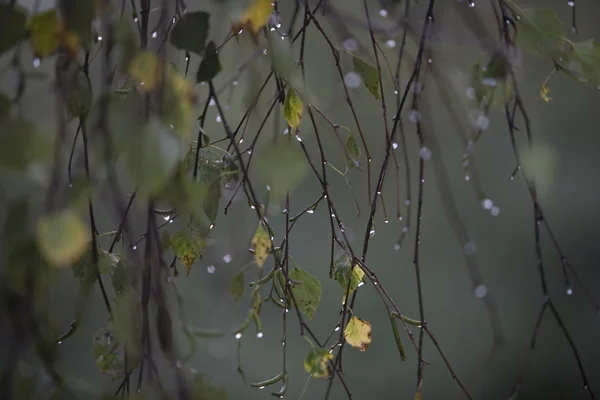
[276, 23, 281, 28]
[409, 109, 421, 123]
[411, 82, 423, 94]
[235, 332, 242, 339]
[491, 206, 500, 216]
[469, 0, 475, 7]
[151, 30, 158, 38]
[263, 49, 268, 55]
[419, 147, 432, 160]
[466, 87, 475, 100]
[402, 226, 409, 233]
[567, 0, 575, 6]
[344, 72, 361, 88]
[404, 199, 411, 206]
[172, 16, 176, 24]
[384, 219, 389, 224]
[169, 219, 174, 224]
[216, 115, 222, 123]
[464, 241, 477, 255]
[296, 134, 302, 142]
[566, 286, 573, 295]
[223, 254, 232, 264]
[163, 214, 171, 221]
[394, 243, 401, 251]
[465, 175, 470, 181]
[209, 223, 215, 230]
[307, 209, 314, 214]
[259, 386, 265, 390]
[132, 245, 137, 251]
[369, 228, 375, 237]
[334, 325, 340, 332]
[207, 265, 216, 274]
[386, 39, 396, 48]
[133, 16, 139, 23]
[167, 275, 174, 283]
[428, 58, 433, 64]
[357, 281, 365, 287]
[477, 115, 490, 131]
[33, 58, 40, 68]
[392, 142, 398, 149]
[481, 198, 493, 210]
[379, 9, 388, 17]
[266, 185, 271, 191]
[96, 35, 103, 42]
[256, 332, 264, 338]
[475, 284, 487, 298]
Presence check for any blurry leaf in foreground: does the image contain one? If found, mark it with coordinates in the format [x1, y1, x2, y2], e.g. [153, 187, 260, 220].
[0, 5, 28, 56]
[255, 139, 307, 201]
[283, 87, 303, 129]
[129, 51, 161, 91]
[289, 267, 321, 320]
[230, 270, 245, 302]
[516, 8, 564, 57]
[162, 64, 196, 139]
[65, 68, 93, 119]
[37, 209, 90, 268]
[28, 9, 61, 58]
[170, 11, 210, 55]
[557, 39, 600, 86]
[189, 372, 228, 400]
[232, 0, 273, 36]
[352, 54, 380, 100]
[0, 92, 11, 117]
[304, 347, 333, 379]
[92, 328, 123, 378]
[170, 228, 206, 275]
[196, 41, 222, 83]
[251, 223, 271, 269]
[344, 316, 372, 352]
[58, 0, 95, 47]
[71, 245, 97, 285]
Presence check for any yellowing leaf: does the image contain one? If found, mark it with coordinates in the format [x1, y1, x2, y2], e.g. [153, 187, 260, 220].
[129, 51, 161, 91]
[232, 0, 273, 36]
[28, 10, 61, 58]
[163, 64, 195, 139]
[170, 228, 206, 275]
[540, 82, 552, 103]
[334, 255, 365, 301]
[344, 316, 372, 352]
[37, 209, 90, 268]
[251, 223, 271, 268]
[304, 348, 333, 379]
[283, 87, 303, 129]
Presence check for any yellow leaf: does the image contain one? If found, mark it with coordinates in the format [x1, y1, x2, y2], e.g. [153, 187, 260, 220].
[251, 223, 271, 268]
[129, 51, 162, 92]
[37, 209, 90, 268]
[304, 348, 333, 379]
[28, 10, 61, 58]
[232, 0, 273, 36]
[540, 82, 552, 103]
[283, 87, 303, 129]
[344, 316, 372, 352]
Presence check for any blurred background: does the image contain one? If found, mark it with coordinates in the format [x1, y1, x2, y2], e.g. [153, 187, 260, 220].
[2, 0, 600, 399]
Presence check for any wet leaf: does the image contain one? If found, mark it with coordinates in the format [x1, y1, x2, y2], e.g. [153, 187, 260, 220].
[251, 223, 271, 268]
[170, 228, 206, 275]
[37, 209, 90, 268]
[255, 139, 307, 201]
[0, 5, 28, 55]
[92, 328, 123, 378]
[516, 8, 564, 57]
[344, 316, 372, 351]
[345, 134, 360, 169]
[170, 11, 210, 55]
[352, 54, 380, 99]
[196, 41, 222, 83]
[232, 0, 273, 36]
[289, 267, 321, 320]
[557, 39, 600, 85]
[28, 9, 61, 58]
[334, 255, 365, 301]
[58, 0, 95, 47]
[230, 271, 245, 303]
[112, 291, 143, 361]
[304, 347, 333, 379]
[283, 87, 303, 129]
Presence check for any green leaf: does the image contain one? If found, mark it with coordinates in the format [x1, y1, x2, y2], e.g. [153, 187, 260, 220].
[28, 9, 61, 58]
[255, 139, 307, 201]
[289, 267, 321, 320]
[196, 41, 222, 83]
[222, 153, 240, 185]
[283, 87, 304, 129]
[170, 228, 206, 275]
[37, 209, 90, 268]
[111, 259, 134, 296]
[352, 54, 380, 99]
[0, 5, 28, 56]
[334, 254, 365, 301]
[189, 373, 228, 400]
[230, 271, 245, 303]
[71, 245, 97, 285]
[170, 11, 210, 55]
[58, 0, 95, 47]
[123, 118, 185, 196]
[0, 92, 11, 118]
[92, 328, 124, 378]
[345, 134, 360, 169]
[516, 8, 564, 57]
[344, 316, 372, 352]
[304, 347, 333, 378]
[112, 291, 143, 362]
[557, 39, 600, 85]
[65, 69, 93, 119]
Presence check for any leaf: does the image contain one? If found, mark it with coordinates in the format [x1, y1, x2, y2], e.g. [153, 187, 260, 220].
[345, 134, 360, 169]
[65, 69, 93, 118]
[58, 0, 95, 48]
[196, 41, 222, 83]
[170, 11, 210, 55]
[283, 87, 304, 129]
[255, 139, 307, 201]
[162, 64, 196, 139]
[129, 51, 161, 91]
[112, 291, 143, 361]
[557, 39, 600, 85]
[230, 271, 245, 302]
[540, 82, 552, 102]
[344, 316, 372, 352]
[251, 223, 271, 268]
[190, 373, 228, 400]
[304, 347, 333, 379]
[71, 245, 97, 285]
[111, 259, 134, 296]
[28, 9, 61, 58]
[289, 267, 321, 320]
[352, 54, 380, 99]
[170, 228, 206, 275]
[0, 5, 27, 56]
[37, 209, 90, 268]
[0, 92, 10, 117]
[334, 255, 365, 301]
[0, 117, 51, 170]
[516, 9, 564, 57]
[92, 328, 123, 378]
[232, 0, 273, 36]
